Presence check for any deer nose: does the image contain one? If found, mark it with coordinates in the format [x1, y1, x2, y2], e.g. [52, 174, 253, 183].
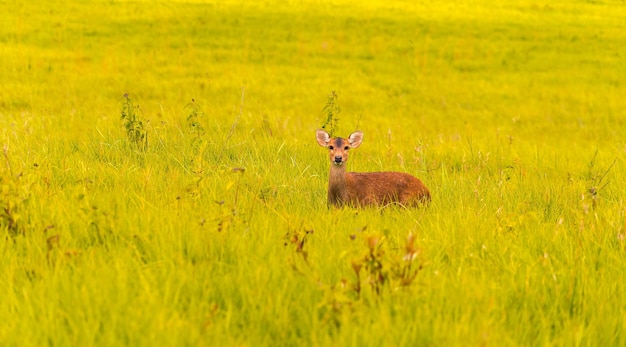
[334, 156, 343, 163]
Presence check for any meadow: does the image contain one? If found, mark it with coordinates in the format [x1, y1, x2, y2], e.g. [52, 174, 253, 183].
[1, 0, 626, 345]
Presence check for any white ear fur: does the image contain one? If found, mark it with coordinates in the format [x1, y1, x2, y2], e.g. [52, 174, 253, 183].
[316, 129, 331, 147]
[348, 131, 363, 148]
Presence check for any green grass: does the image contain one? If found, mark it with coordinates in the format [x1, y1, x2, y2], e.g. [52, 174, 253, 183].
[2, 0, 626, 345]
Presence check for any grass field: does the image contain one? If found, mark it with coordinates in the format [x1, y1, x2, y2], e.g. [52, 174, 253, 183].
[2, 0, 626, 345]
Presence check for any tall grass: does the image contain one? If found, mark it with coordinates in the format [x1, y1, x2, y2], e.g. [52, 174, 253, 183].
[1, 0, 626, 345]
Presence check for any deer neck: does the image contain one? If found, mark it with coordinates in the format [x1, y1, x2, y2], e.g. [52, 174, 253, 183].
[328, 164, 348, 205]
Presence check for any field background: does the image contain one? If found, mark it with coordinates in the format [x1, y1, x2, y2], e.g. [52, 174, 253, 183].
[2, 0, 626, 345]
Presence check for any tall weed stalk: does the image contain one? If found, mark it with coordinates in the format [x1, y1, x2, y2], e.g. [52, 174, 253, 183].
[121, 93, 148, 151]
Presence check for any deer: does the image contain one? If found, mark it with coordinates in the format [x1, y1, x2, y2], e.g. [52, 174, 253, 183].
[316, 129, 431, 208]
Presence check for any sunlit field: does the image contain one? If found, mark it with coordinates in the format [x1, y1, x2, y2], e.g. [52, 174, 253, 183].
[2, 0, 626, 345]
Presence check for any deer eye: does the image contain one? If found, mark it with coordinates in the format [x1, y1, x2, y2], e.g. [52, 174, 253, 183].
[344, 146, 349, 150]
[328, 145, 334, 150]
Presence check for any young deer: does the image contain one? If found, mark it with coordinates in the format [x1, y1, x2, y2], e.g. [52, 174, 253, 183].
[316, 129, 431, 208]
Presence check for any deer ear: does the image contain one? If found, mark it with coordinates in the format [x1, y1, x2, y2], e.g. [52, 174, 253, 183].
[348, 131, 363, 148]
[316, 129, 330, 147]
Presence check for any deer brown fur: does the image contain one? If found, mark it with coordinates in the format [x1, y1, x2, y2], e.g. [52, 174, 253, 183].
[316, 129, 431, 208]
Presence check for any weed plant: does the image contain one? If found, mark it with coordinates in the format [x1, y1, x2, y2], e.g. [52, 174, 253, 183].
[121, 94, 148, 151]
